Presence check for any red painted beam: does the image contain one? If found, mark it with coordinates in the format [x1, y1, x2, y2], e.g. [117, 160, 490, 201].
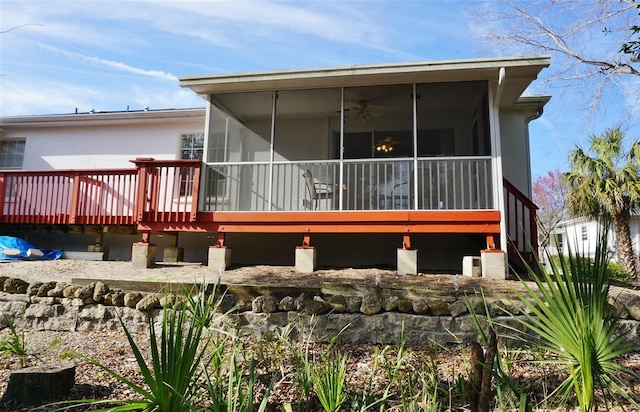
[137, 210, 501, 235]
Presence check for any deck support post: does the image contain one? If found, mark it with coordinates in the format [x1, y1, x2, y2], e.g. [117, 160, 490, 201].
[216, 232, 226, 247]
[132, 231, 156, 269]
[88, 230, 109, 259]
[295, 234, 316, 273]
[163, 233, 184, 263]
[208, 232, 231, 272]
[397, 234, 417, 275]
[486, 234, 496, 250]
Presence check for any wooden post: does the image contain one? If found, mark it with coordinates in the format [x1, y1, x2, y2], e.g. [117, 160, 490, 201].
[0, 174, 5, 220]
[132, 158, 154, 223]
[402, 234, 411, 249]
[486, 234, 496, 250]
[69, 171, 81, 224]
[190, 162, 201, 222]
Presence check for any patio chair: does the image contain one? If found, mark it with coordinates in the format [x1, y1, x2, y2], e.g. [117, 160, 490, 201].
[375, 163, 412, 209]
[303, 169, 333, 210]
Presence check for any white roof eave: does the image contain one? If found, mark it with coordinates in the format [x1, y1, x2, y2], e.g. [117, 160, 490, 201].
[180, 55, 551, 96]
[0, 108, 206, 128]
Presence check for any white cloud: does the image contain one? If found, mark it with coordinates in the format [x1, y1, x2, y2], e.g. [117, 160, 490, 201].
[36, 43, 177, 81]
[84, 56, 178, 82]
[0, 78, 105, 116]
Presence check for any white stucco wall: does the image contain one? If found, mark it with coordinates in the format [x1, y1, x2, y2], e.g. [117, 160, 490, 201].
[1, 111, 205, 170]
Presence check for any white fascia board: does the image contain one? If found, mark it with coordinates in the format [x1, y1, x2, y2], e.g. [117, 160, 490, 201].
[0, 108, 206, 129]
[180, 55, 551, 96]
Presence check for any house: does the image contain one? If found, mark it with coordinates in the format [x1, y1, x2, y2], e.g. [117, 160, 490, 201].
[0, 108, 209, 261]
[0, 56, 550, 278]
[547, 216, 640, 263]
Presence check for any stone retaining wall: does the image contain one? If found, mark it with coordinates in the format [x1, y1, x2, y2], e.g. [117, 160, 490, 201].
[1, 276, 639, 345]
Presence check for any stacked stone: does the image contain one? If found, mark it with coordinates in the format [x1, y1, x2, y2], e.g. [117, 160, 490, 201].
[0, 277, 180, 332]
[1, 276, 640, 346]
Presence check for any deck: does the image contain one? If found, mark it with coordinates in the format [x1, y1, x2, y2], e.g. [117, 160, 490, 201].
[0, 159, 536, 259]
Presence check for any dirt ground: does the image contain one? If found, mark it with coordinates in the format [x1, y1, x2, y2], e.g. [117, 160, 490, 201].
[1, 258, 638, 301]
[0, 258, 527, 295]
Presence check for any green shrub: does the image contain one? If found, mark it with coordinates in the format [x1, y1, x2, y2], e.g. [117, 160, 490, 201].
[548, 255, 634, 282]
[0, 316, 27, 367]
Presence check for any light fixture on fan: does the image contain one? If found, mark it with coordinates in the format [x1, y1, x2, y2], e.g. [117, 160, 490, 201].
[375, 136, 395, 153]
[375, 143, 393, 153]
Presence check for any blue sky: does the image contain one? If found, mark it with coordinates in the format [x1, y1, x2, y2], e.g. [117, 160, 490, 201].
[1, 0, 638, 180]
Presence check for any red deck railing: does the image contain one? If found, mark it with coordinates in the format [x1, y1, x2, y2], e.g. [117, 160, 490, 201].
[503, 177, 539, 266]
[0, 159, 201, 226]
[1, 161, 537, 263]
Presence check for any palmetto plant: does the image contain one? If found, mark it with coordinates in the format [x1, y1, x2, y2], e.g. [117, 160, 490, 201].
[513, 224, 639, 412]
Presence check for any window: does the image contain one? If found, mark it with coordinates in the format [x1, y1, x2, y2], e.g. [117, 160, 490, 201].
[581, 226, 588, 241]
[555, 233, 564, 249]
[179, 133, 204, 196]
[0, 139, 26, 169]
[180, 133, 204, 160]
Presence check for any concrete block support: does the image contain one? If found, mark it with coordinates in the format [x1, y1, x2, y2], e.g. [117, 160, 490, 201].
[62, 251, 105, 261]
[462, 256, 482, 277]
[295, 247, 316, 273]
[397, 248, 418, 275]
[208, 246, 232, 272]
[163, 247, 184, 263]
[87, 245, 109, 260]
[481, 250, 507, 280]
[131, 244, 157, 269]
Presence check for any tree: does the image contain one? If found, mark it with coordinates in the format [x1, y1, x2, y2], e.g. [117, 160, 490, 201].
[473, 0, 640, 112]
[565, 127, 640, 277]
[533, 169, 568, 248]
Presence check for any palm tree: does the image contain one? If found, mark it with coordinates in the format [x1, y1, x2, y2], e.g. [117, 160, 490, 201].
[565, 127, 640, 277]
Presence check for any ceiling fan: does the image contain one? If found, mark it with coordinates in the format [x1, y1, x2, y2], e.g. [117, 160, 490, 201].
[345, 101, 384, 120]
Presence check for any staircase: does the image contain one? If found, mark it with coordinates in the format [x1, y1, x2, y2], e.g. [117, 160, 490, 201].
[503, 178, 539, 275]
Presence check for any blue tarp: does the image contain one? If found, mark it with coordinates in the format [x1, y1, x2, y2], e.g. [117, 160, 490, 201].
[0, 236, 62, 261]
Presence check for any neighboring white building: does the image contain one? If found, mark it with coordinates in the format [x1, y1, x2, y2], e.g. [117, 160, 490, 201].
[547, 216, 640, 262]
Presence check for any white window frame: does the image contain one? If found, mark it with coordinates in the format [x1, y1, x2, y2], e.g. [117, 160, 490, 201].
[0, 138, 26, 170]
[178, 132, 204, 198]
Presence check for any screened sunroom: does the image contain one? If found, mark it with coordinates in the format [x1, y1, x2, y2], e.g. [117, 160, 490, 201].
[201, 80, 493, 213]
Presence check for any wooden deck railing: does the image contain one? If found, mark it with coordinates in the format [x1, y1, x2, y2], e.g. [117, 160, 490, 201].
[1, 161, 537, 260]
[130, 158, 201, 224]
[0, 159, 201, 226]
[503, 177, 538, 266]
